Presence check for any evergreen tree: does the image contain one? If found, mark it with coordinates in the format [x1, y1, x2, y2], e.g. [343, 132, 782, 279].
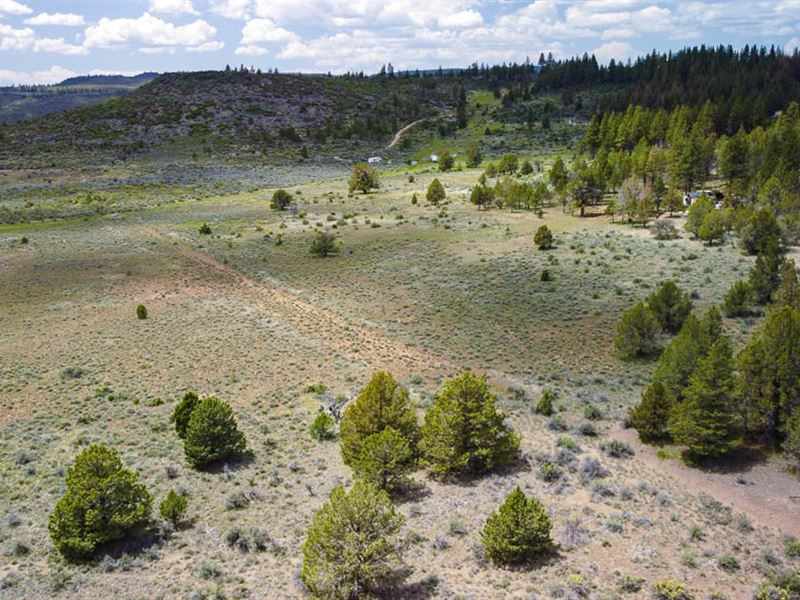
[784, 409, 800, 466]
[533, 225, 554, 250]
[481, 486, 553, 565]
[615, 301, 661, 359]
[647, 280, 693, 334]
[420, 372, 520, 475]
[351, 427, 416, 492]
[170, 391, 199, 439]
[738, 207, 781, 255]
[465, 142, 482, 168]
[426, 178, 446, 204]
[535, 390, 555, 416]
[629, 381, 672, 443]
[548, 156, 568, 195]
[669, 337, 740, 459]
[684, 195, 714, 238]
[270, 189, 292, 210]
[301, 482, 406, 599]
[349, 163, 380, 194]
[339, 371, 419, 468]
[698, 209, 728, 245]
[773, 262, 800, 312]
[723, 280, 755, 317]
[183, 397, 248, 469]
[159, 490, 188, 526]
[310, 231, 339, 257]
[438, 150, 454, 172]
[49, 445, 152, 559]
[749, 236, 786, 305]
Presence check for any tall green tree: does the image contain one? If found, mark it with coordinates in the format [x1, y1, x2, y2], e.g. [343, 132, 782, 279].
[420, 372, 519, 475]
[548, 156, 568, 196]
[301, 482, 406, 599]
[647, 280, 693, 334]
[669, 337, 740, 459]
[465, 142, 482, 168]
[684, 195, 714, 238]
[773, 262, 800, 312]
[615, 301, 661, 359]
[348, 163, 380, 194]
[629, 381, 672, 443]
[749, 236, 786, 305]
[339, 371, 419, 468]
[49, 445, 152, 559]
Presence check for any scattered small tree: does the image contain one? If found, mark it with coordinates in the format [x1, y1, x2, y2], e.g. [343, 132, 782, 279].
[469, 184, 494, 210]
[349, 163, 380, 194]
[615, 301, 661, 359]
[684, 195, 714, 238]
[199, 223, 212, 235]
[420, 371, 520, 475]
[773, 261, 800, 312]
[647, 280, 692, 334]
[351, 427, 416, 492]
[183, 397, 248, 469]
[49, 445, 152, 559]
[481, 486, 553, 565]
[438, 150, 454, 172]
[535, 390, 555, 416]
[465, 142, 482, 168]
[159, 490, 188, 526]
[310, 231, 339, 258]
[271, 189, 292, 210]
[426, 178, 446, 205]
[136, 304, 148, 320]
[310, 412, 336, 441]
[629, 381, 672, 443]
[749, 237, 786, 305]
[497, 154, 519, 175]
[339, 371, 419, 468]
[534, 225, 554, 250]
[170, 391, 200, 439]
[722, 280, 755, 317]
[519, 159, 534, 176]
[301, 481, 406, 599]
[698, 209, 728, 245]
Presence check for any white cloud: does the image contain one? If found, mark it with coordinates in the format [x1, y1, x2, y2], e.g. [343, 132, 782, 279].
[787, 36, 800, 54]
[438, 9, 483, 28]
[0, 0, 31, 16]
[83, 13, 218, 50]
[0, 64, 75, 85]
[0, 23, 34, 50]
[592, 40, 636, 63]
[33, 37, 88, 55]
[209, 0, 250, 19]
[24, 12, 85, 26]
[149, 0, 198, 15]
[186, 40, 225, 52]
[240, 18, 298, 44]
[235, 44, 268, 55]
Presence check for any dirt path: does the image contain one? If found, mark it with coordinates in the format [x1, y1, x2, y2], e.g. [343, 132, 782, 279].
[386, 118, 426, 149]
[613, 423, 800, 538]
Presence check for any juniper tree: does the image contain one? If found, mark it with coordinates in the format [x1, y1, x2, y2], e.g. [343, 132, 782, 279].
[420, 372, 519, 475]
[49, 445, 152, 559]
[481, 486, 553, 565]
[534, 225, 554, 250]
[351, 427, 416, 492]
[310, 231, 339, 257]
[647, 280, 693, 334]
[170, 391, 199, 439]
[749, 236, 786, 305]
[615, 301, 660, 359]
[723, 280, 755, 317]
[271, 189, 292, 210]
[426, 178, 446, 204]
[348, 163, 380, 194]
[301, 481, 406, 599]
[183, 397, 248, 469]
[773, 261, 800, 312]
[465, 142, 482, 168]
[339, 371, 419, 468]
[669, 336, 740, 459]
[159, 490, 188, 526]
[629, 381, 672, 443]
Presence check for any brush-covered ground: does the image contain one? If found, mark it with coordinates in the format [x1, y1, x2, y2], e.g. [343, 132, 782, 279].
[1, 166, 798, 599]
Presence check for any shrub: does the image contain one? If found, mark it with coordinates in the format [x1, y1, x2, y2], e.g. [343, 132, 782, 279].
[420, 371, 519, 475]
[438, 150, 454, 172]
[629, 382, 672, 443]
[541, 269, 552, 282]
[170, 391, 199, 439]
[198, 223, 212, 235]
[785, 537, 800, 557]
[351, 427, 416, 492]
[136, 304, 148, 320]
[426, 178, 446, 205]
[481, 486, 552, 565]
[465, 142, 482, 168]
[647, 280, 692, 334]
[722, 279, 755, 317]
[497, 153, 519, 174]
[270, 189, 292, 210]
[615, 301, 660, 359]
[159, 490, 188, 526]
[348, 163, 380, 194]
[301, 482, 405, 598]
[310, 412, 336, 441]
[183, 397, 248, 469]
[652, 220, 679, 240]
[601, 440, 634, 458]
[717, 554, 740, 572]
[754, 569, 800, 600]
[310, 231, 339, 257]
[48, 445, 152, 559]
[534, 225, 554, 250]
[535, 390, 555, 416]
[653, 579, 692, 600]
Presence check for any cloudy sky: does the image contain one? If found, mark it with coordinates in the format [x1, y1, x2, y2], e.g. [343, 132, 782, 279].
[1, 0, 799, 85]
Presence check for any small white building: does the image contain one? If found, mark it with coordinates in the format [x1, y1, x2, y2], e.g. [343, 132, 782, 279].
[430, 154, 439, 162]
[367, 156, 382, 164]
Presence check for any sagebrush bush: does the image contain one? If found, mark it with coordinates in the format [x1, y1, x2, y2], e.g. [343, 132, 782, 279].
[49, 445, 152, 559]
[183, 397, 248, 469]
[301, 481, 405, 598]
[481, 486, 552, 565]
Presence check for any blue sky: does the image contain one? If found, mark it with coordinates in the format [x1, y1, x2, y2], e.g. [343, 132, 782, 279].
[1, 0, 799, 84]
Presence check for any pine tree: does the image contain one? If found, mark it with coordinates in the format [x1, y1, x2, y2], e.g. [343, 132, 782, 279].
[159, 490, 188, 526]
[351, 427, 416, 492]
[481, 486, 553, 565]
[629, 381, 672, 443]
[647, 280, 693, 334]
[615, 301, 661, 359]
[773, 261, 800, 312]
[301, 482, 405, 599]
[723, 280, 755, 317]
[420, 372, 519, 475]
[749, 236, 786, 305]
[183, 397, 248, 469]
[170, 391, 199, 439]
[339, 371, 419, 468]
[49, 445, 152, 559]
[784, 409, 800, 466]
[535, 390, 555, 416]
[426, 178, 446, 204]
[534, 225, 554, 250]
[669, 337, 740, 459]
